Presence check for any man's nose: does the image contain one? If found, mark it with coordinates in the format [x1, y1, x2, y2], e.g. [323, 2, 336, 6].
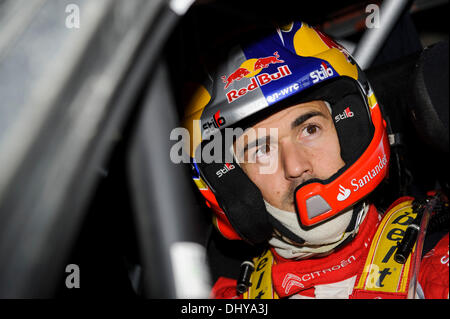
[280, 141, 313, 181]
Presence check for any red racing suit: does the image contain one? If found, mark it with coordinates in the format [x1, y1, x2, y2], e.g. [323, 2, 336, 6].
[211, 197, 449, 299]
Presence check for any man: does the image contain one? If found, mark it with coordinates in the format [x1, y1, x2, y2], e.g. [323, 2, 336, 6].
[182, 21, 448, 299]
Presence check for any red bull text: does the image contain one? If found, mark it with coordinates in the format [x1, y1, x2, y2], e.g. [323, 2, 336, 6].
[225, 65, 292, 103]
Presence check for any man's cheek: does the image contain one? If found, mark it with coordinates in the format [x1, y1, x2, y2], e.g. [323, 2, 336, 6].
[258, 154, 279, 175]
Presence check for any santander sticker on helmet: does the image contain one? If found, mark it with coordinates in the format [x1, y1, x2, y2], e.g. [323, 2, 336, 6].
[351, 154, 388, 192]
[337, 185, 352, 202]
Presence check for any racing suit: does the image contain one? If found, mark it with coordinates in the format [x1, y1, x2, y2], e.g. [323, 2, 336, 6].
[211, 197, 449, 299]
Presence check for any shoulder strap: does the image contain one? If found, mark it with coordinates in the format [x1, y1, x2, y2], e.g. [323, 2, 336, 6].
[245, 198, 419, 299]
[354, 198, 417, 298]
[244, 250, 279, 299]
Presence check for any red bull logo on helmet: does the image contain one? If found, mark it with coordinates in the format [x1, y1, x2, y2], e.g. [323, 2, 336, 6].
[222, 68, 251, 89]
[253, 51, 285, 71]
[221, 52, 292, 103]
[222, 52, 284, 89]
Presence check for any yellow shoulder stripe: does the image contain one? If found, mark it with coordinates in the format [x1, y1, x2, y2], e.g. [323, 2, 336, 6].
[244, 250, 279, 299]
[356, 200, 416, 293]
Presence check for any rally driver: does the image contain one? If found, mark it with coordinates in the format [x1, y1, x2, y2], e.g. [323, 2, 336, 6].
[182, 21, 449, 299]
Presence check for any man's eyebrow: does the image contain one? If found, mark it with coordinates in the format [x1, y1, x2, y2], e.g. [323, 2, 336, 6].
[291, 111, 327, 129]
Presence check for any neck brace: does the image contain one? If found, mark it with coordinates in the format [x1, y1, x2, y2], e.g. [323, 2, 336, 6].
[265, 201, 368, 260]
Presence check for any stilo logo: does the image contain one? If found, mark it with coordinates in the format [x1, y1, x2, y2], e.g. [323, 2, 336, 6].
[216, 163, 235, 178]
[337, 184, 351, 201]
[335, 107, 354, 123]
[203, 110, 226, 132]
[310, 62, 334, 84]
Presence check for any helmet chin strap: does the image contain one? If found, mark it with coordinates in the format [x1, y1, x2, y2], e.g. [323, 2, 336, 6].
[265, 200, 368, 260]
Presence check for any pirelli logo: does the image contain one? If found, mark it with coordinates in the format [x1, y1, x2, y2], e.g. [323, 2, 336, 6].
[356, 200, 417, 293]
[244, 250, 278, 299]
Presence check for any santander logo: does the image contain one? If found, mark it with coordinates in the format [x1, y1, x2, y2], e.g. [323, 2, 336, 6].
[337, 184, 351, 202]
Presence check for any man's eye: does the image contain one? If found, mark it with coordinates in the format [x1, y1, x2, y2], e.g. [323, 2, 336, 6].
[255, 144, 271, 157]
[302, 124, 320, 137]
